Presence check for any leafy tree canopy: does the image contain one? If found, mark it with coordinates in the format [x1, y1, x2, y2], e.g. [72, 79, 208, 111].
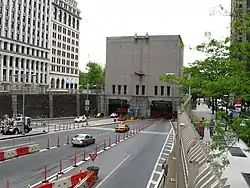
[79, 62, 105, 89]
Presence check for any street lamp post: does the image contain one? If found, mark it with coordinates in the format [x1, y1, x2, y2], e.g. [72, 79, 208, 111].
[85, 84, 89, 126]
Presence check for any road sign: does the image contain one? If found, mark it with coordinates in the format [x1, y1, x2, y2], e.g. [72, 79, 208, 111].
[85, 100, 90, 105]
[89, 153, 97, 161]
[85, 106, 89, 111]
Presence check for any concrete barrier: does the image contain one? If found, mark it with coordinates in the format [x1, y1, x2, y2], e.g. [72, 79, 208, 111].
[0, 144, 39, 161]
[163, 96, 230, 188]
[35, 170, 97, 188]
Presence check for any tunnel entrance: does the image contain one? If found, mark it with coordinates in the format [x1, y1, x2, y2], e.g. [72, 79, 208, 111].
[150, 101, 173, 119]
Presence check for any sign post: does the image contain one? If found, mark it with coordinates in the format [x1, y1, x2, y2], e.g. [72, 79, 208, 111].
[85, 99, 89, 126]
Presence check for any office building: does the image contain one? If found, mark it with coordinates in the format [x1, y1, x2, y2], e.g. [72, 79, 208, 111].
[0, 0, 50, 91]
[104, 34, 184, 118]
[50, 0, 81, 89]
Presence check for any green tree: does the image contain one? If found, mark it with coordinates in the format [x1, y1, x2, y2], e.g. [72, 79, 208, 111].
[79, 61, 105, 88]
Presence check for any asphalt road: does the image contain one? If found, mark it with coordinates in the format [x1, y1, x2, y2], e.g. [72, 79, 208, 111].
[0, 120, 152, 188]
[37, 120, 172, 188]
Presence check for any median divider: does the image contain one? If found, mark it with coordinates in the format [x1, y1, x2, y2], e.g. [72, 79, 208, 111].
[35, 170, 97, 188]
[0, 144, 39, 161]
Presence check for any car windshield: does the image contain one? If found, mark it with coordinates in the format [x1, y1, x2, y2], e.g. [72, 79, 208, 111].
[74, 134, 86, 138]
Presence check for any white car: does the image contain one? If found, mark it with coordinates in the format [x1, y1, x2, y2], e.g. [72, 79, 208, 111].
[74, 116, 87, 123]
[110, 113, 118, 118]
[72, 134, 95, 147]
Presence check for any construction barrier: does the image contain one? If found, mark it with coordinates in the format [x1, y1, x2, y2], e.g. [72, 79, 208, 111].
[35, 170, 97, 188]
[0, 144, 39, 161]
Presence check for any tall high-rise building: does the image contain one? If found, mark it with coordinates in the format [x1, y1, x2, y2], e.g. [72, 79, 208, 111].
[0, 0, 51, 91]
[50, 0, 81, 89]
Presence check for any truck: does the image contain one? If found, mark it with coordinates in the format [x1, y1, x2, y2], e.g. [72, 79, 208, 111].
[1, 114, 32, 135]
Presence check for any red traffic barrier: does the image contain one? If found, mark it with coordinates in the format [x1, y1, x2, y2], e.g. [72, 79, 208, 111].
[16, 146, 29, 157]
[73, 153, 77, 167]
[6, 179, 9, 188]
[103, 140, 106, 150]
[83, 148, 86, 161]
[42, 166, 49, 183]
[58, 159, 63, 175]
[57, 136, 60, 147]
[0, 152, 5, 161]
[47, 138, 50, 150]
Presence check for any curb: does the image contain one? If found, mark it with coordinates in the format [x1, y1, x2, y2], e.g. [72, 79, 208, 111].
[0, 132, 47, 141]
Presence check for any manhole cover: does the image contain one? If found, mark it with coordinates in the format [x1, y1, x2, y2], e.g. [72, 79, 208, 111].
[229, 147, 247, 158]
[242, 173, 250, 186]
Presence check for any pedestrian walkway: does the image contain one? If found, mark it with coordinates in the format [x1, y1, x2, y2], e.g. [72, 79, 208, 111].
[193, 100, 250, 188]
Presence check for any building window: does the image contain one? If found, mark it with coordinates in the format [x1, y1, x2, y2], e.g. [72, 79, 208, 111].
[161, 86, 164, 96]
[112, 85, 115, 94]
[118, 85, 121, 94]
[167, 86, 171, 96]
[136, 85, 139, 95]
[154, 86, 158, 95]
[142, 85, 145, 95]
[123, 85, 127, 95]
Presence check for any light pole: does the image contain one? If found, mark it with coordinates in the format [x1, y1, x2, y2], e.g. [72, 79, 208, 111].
[85, 84, 89, 126]
[165, 72, 180, 188]
[13, 74, 37, 134]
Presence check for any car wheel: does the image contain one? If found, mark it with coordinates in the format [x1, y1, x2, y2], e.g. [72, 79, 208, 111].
[13, 128, 19, 134]
[92, 140, 95, 144]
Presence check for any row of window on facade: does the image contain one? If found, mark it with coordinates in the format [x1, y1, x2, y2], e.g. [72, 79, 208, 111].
[112, 85, 171, 96]
[52, 31, 79, 48]
[0, 41, 49, 59]
[53, 7, 80, 30]
[51, 65, 78, 75]
[51, 57, 78, 67]
[1, 55, 48, 72]
[52, 23, 79, 38]
[1, 69, 47, 84]
[51, 49, 78, 60]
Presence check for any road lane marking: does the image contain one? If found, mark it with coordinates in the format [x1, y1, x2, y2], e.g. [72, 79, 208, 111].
[140, 131, 169, 135]
[95, 154, 131, 188]
[146, 122, 175, 188]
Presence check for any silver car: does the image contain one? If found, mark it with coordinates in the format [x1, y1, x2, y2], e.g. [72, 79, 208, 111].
[71, 134, 95, 147]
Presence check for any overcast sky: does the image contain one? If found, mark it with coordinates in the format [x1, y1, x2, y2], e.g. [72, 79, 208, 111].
[78, 0, 231, 71]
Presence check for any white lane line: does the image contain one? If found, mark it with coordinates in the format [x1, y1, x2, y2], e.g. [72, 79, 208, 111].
[146, 126, 173, 188]
[95, 154, 131, 188]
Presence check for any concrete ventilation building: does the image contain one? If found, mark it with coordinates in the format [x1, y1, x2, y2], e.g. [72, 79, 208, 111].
[50, 0, 81, 89]
[104, 34, 183, 118]
[0, 0, 50, 91]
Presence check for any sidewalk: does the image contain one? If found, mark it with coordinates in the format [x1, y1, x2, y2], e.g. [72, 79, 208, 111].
[193, 101, 250, 188]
